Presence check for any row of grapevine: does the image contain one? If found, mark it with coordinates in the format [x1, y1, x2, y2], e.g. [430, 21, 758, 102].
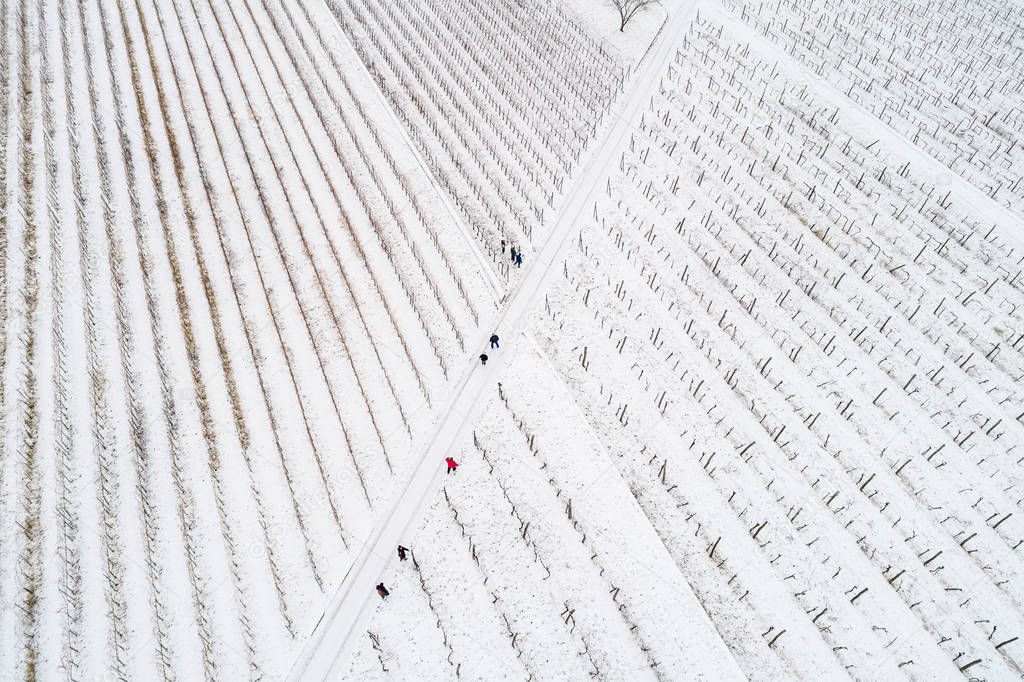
[719, 0, 1024, 214]
[519, 11, 1024, 678]
[345, 343, 738, 680]
[330, 0, 627, 281]
[0, 0, 492, 677]
[342, 4, 1024, 678]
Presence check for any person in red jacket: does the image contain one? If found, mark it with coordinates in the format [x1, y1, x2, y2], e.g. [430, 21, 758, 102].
[445, 457, 459, 474]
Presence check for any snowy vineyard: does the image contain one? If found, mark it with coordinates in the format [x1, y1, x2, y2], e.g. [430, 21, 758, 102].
[330, 0, 627, 280]
[2, 0, 1024, 679]
[349, 1, 1024, 681]
[0, 0, 492, 676]
[721, 0, 1024, 212]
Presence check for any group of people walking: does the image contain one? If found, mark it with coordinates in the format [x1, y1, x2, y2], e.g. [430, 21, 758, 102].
[376, 325, 505, 600]
[501, 239, 523, 268]
[479, 333, 499, 365]
[374, 240, 529, 601]
[375, 545, 411, 599]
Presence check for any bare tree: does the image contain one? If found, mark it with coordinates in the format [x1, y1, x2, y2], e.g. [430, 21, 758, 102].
[611, 0, 660, 31]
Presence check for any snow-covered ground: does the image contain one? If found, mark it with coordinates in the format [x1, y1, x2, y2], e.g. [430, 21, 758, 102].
[719, 0, 1024, 215]
[0, 0, 489, 677]
[2, 0, 1023, 679]
[328, 0, 631, 283]
[336, 0, 1024, 680]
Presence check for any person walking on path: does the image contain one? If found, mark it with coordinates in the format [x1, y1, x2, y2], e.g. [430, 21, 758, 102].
[515, 252, 523, 268]
[489, 334, 499, 349]
[510, 246, 518, 263]
[445, 457, 459, 474]
[376, 583, 390, 599]
[479, 353, 488, 365]
[397, 545, 409, 562]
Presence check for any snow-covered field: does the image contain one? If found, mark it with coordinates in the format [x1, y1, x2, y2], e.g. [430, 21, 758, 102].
[720, 0, 1024, 213]
[2, 0, 1023, 679]
[525, 10, 1024, 675]
[340, 1, 1024, 680]
[330, 0, 628, 281]
[0, 0, 488, 677]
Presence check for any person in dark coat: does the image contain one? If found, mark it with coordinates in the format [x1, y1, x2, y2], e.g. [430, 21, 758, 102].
[376, 583, 389, 599]
[479, 353, 488, 365]
[445, 457, 459, 474]
[510, 246, 518, 263]
[397, 545, 409, 561]
[515, 252, 523, 268]
[489, 334, 499, 349]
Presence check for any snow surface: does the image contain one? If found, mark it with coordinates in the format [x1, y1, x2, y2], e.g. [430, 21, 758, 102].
[2, 0, 1024, 679]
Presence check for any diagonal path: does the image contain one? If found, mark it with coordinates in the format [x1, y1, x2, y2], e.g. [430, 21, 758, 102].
[286, 1, 721, 678]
